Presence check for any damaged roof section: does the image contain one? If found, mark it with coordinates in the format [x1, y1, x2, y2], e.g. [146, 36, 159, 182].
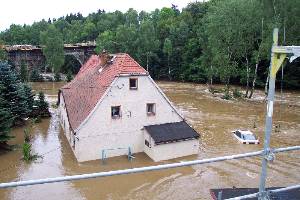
[144, 121, 199, 145]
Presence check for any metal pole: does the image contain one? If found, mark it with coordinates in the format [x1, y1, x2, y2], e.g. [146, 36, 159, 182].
[101, 150, 106, 165]
[0, 146, 299, 189]
[258, 28, 279, 199]
[218, 191, 223, 200]
[257, 28, 300, 199]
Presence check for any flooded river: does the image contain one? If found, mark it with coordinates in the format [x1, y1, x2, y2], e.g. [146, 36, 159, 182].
[0, 81, 299, 200]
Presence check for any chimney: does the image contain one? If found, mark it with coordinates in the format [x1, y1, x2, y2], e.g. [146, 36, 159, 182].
[99, 49, 110, 66]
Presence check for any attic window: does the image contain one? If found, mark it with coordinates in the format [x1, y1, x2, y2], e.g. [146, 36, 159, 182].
[111, 106, 121, 119]
[146, 103, 156, 115]
[129, 78, 138, 90]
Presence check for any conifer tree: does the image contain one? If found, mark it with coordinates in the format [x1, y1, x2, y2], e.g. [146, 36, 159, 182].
[30, 68, 43, 82]
[37, 91, 50, 117]
[0, 62, 31, 125]
[20, 61, 28, 82]
[0, 84, 13, 145]
[23, 84, 34, 115]
[0, 40, 7, 61]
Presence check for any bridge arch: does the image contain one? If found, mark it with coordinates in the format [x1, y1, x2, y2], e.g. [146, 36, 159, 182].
[62, 54, 82, 74]
[64, 51, 84, 66]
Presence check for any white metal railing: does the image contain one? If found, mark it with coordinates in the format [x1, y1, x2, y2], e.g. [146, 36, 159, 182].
[0, 146, 299, 190]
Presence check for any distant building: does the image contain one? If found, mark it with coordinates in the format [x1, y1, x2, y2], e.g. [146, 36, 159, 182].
[3, 42, 96, 72]
[58, 52, 199, 162]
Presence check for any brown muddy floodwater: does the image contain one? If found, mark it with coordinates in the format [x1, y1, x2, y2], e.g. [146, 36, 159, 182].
[0, 81, 299, 200]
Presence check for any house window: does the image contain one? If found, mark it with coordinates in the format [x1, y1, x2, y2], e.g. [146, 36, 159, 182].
[129, 78, 138, 89]
[146, 103, 156, 115]
[111, 106, 121, 118]
[145, 140, 151, 148]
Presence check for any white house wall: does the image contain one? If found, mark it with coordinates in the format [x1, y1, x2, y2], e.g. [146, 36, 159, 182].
[75, 75, 183, 162]
[59, 93, 75, 155]
[143, 131, 199, 162]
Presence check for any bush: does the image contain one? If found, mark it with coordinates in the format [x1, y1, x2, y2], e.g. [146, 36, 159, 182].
[209, 86, 223, 94]
[22, 142, 39, 162]
[0, 62, 34, 129]
[208, 86, 215, 94]
[31, 116, 42, 123]
[222, 87, 231, 100]
[54, 72, 61, 82]
[233, 88, 242, 98]
[37, 91, 50, 117]
[20, 61, 28, 82]
[30, 68, 43, 82]
[66, 71, 73, 82]
[24, 128, 31, 143]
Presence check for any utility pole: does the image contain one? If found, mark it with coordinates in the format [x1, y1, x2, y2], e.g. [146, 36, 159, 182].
[258, 28, 300, 200]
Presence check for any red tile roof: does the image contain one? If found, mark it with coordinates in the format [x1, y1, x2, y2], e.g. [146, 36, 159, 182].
[60, 53, 148, 131]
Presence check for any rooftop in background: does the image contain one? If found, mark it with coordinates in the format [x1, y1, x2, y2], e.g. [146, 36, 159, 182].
[210, 187, 300, 200]
[144, 121, 199, 145]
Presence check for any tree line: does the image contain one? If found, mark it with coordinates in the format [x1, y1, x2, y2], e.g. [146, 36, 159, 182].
[0, 0, 299, 91]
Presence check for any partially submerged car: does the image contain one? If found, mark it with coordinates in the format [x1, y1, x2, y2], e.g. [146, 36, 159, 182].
[232, 130, 259, 144]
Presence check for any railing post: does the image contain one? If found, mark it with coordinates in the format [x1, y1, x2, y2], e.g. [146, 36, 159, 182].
[102, 150, 106, 165]
[258, 28, 286, 199]
[217, 191, 223, 200]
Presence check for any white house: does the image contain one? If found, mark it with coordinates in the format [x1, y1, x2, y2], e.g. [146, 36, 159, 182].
[58, 52, 200, 162]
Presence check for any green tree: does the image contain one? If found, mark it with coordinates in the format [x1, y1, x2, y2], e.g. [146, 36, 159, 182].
[138, 20, 159, 72]
[0, 83, 13, 146]
[163, 38, 173, 80]
[66, 70, 73, 82]
[37, 91, 50, 117]
[80, 20, 97, 41]
[23, 84, 34, 115]
[0, 62, 31, 125]
[40, 25, 65, 73]
[115, 24, 138, 56]
[54, 72, 61, 82]
[30, 68, 43, 82]
[0, 40, 7, 61]
[125, 8, 139, 26]
[96, 31, 117, 53]
[204, 0, 255, 89]
[20, 60, 29, 82]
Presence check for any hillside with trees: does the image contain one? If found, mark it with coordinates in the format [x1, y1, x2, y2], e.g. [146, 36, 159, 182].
[0, 0, 299, 90]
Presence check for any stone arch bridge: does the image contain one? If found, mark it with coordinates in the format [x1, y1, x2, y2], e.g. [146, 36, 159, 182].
[4, 42, 96, 71]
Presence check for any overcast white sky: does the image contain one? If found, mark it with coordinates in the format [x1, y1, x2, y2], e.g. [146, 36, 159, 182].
[0, 0, 198, 31]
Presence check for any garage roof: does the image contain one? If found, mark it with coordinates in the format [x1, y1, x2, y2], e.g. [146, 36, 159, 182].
[144, 121, 199, 145]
